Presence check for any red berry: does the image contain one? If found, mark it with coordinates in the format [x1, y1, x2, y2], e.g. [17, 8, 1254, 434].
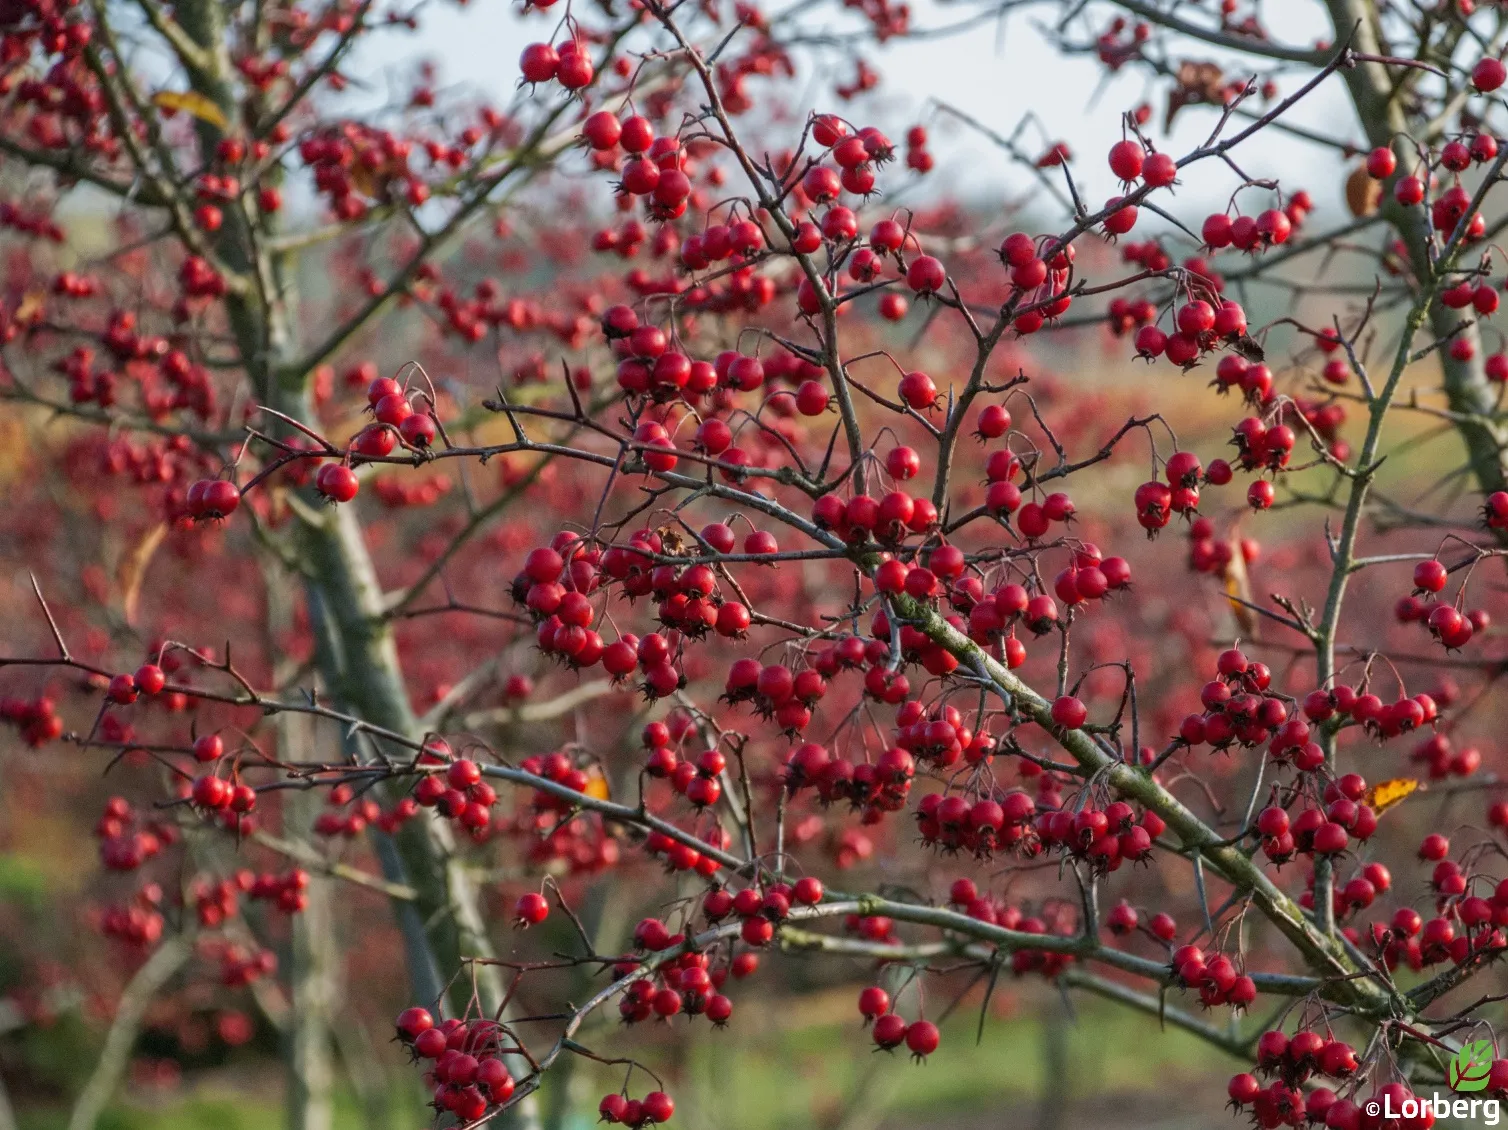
[514, 891, 549, 925]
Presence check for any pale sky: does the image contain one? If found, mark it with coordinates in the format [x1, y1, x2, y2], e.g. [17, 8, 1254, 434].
[351, 0, 1352, 213]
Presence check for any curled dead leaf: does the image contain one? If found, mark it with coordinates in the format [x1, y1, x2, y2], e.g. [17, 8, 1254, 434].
[1167, 61, 1226, 129]
[151, 90, 228, 129]
[1363, 778, 1419, 814]
[13, 289, 45, 327]
[1223, 539, 1257, 637]
[117, 520, 168, 627]
[1346, 163, 1382, 217]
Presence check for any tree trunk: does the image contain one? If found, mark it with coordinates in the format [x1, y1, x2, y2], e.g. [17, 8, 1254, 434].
[1324, 0, 1508, 499]
[284, 782, 337, 1130]
[164, 4, 536, 1122]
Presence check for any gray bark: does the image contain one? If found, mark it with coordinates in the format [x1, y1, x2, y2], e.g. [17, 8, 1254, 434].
[162, 3, 537, 1123]
[1323, 0, 1508, 498]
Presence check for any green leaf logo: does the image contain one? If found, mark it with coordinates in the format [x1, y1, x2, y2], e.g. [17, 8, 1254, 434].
[1449, 1040, 1494, 1092]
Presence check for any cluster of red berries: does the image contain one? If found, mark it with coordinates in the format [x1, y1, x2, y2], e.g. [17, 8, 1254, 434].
[349, 376, 438, 455]
[1298, 682, 1439, 741]
[208, 941, 278, 988]
[0, 195, 66, 243]
[1133, 449, 1209, 532]
[192, 877, 239, 928]
[893, 700, 997, 768]
[1252, 775, 1377, 866]
[96, 796, 172, 871]
[642, 724, 729, 812]
[1133, 296, 1252, 369]
[946, 878, 1034, 928]
[372, 473, 452, 508]
[996, 232, 1075, 333]
[99, 893, 165, 948]
[314, 784, 418, 838]
[1104, 900, 1178, 943]
[1185, 516, 1254, 577]
[1227, 1027, 1365, 1129]
[104, 661, 173, 705]
[1308, 860, 1392, 924]
[787, 744, 915, 818]
[506, 766, 621, 876]
[1199, 200, 1308, 253]
[396, 1009, 520, 1124]
[642, 822, 730, 876]
[297, 122, 437, 220]
[1032, 798, 1163, 872]
[1, 693, 64, 747]
[413, 755, 498, 834]
[605, 307, 720, 401]
[722, 658, 826, 735]
[856, 987, 940, 1059]
[1410, 732, 1482, 780]
[1378, 833, 1508, 968]
[1167, 943, 1258, 1010]
[91, 313, 152, 361]
[598, 1091, 675, 1127]
[812, 485, 939, 544]
[915, 786, 1033, 857]
[1175, 647, 1295, 753]
[1395, 557, 1485, 650]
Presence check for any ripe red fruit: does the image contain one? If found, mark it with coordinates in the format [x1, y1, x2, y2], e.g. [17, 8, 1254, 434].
[977, 405, 1011, 437]
[192, 774, 231, 809]
[905, 255, 946, 294]
[519, 42, 559, 84]
[1142, 152, 1177, 187]
[1419, 832, 1449, 860]
[640, 1091, 674, 1124]
[133, 664, 166, 696]
[1394, 175, 1425, 206]
[793, 876, 823, 905]
[872, 1013, 907, 1049]
[315, 463, 359, 503]
[1176, 300, 1215, 336]
[1050, 695, 1087, 729]
[107, 673, 138, 704]
[476, 1058, 513, 1101]
[1413, 559, 1448, 592]
[1365, 148, 1397, 180]
[582, 111, 622, 150]
[858, 986, 890, 1020]
[396, 1006, 434, 1041]
[886, 446, 921, 480]
[1107, 139, 1144, 182]
[898, 370, 938, 410]
[904, 1020, 940, 1059]
[1473, 57, 1506, 91]
[198, 479, 240, 521]
[514, 892, 549, 926]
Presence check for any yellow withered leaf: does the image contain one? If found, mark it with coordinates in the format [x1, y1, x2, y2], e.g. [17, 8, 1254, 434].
[151, 90, 228, 129]
[1364, 778, 1419, 814]
[1223, 539, 1257, 636]
[117, 520, 168, 627]
[13, 289, 45, 326]
[582, 770, 610, 802]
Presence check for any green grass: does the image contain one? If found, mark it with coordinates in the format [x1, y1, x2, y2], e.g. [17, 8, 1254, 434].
[15, 995, 1239, 1130]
